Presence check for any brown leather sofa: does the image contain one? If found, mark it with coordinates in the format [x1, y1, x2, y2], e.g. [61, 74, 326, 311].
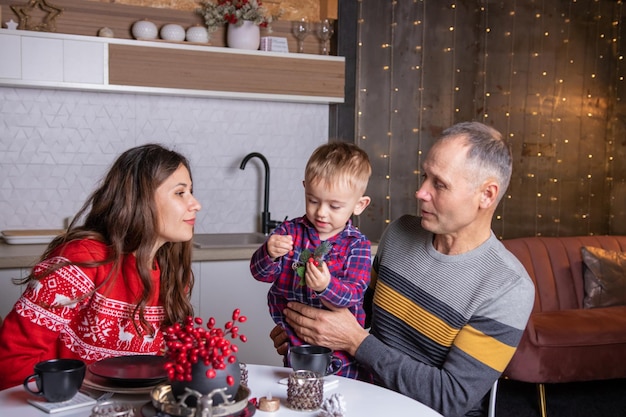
[500, 235, 626, 416]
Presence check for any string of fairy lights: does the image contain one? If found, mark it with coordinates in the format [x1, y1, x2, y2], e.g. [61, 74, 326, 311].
[608, 0, 623, 232]
[355, 0, 624, 238]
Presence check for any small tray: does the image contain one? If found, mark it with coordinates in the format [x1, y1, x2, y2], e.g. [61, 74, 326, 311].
[1, 229, 63, 245]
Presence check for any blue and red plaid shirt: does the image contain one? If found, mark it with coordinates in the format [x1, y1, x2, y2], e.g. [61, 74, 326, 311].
[250, 216, 372, 380]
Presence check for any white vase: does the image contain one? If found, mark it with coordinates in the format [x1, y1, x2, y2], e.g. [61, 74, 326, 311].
[227, 21, 261, 50]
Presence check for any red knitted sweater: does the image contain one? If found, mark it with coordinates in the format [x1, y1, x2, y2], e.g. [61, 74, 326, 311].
[0, 239, 165, 390]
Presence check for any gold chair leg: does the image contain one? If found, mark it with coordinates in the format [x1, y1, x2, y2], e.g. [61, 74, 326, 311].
[537, 383, 547, 417]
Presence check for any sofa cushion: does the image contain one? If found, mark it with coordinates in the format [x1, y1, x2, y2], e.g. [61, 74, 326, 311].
[581, 246, 626, 308]
[528, 306, 626, 347]
[504, 305, 626, 383]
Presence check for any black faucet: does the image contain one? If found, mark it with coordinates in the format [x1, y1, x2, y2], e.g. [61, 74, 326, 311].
[239, 152, 282, 235]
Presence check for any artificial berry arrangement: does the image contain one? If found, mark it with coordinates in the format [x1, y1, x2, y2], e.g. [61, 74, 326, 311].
[292, 241, 332, 286]
[163, 308, 248, 387]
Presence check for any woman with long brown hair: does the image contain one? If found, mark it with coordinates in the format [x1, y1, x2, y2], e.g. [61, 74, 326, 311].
[0, 144, 202, 390]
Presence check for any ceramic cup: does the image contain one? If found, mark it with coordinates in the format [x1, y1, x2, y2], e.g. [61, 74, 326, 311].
[23, 358, 86, 402]
[286, 370, 324, 411]
[289, 345, 342, 376]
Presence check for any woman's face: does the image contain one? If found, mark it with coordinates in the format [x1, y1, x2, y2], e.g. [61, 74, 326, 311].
[154, 164, 202, 248]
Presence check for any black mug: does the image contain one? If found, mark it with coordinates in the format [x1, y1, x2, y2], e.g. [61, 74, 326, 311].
[23, 359, 86, 402]
[289, 345, 342, 376]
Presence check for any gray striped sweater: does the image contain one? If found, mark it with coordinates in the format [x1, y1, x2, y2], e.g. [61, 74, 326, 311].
[355, 215, 534, 417]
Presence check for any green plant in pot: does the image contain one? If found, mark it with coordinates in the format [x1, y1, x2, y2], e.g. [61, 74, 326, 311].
[163, 309, 248, 406]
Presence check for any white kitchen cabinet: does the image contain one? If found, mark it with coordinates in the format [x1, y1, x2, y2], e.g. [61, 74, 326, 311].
[190, 261, 201, 316]
[0, 268, 27, 319]
[0, 29, 344, 104]
[192, 260, 284, 367]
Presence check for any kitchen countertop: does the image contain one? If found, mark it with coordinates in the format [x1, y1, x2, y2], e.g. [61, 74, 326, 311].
[0, 242, 260, 269]
[0, 241, 378, 269]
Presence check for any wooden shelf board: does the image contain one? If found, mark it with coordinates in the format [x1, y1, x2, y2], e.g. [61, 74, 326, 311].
[108, 43, 344, 99]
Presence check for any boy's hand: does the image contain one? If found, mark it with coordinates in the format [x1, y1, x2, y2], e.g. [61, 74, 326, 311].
[305, 259, 330, 292]
[267, 234, 294, 259]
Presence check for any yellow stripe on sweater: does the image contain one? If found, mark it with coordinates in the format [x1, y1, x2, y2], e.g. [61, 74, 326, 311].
[455, 325, 516, 372]
[374, 281, 459, 347]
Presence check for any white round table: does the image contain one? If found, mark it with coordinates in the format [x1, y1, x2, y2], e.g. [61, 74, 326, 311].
[0, 364, 443, 417]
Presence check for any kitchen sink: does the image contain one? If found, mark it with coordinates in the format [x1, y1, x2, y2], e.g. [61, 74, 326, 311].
[193, 233, 268, 249]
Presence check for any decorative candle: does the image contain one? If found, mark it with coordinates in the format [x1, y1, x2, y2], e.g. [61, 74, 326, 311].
[258, 392, 280, 412]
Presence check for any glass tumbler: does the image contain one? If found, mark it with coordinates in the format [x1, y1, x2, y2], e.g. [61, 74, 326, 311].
[286, 370, 324, 411]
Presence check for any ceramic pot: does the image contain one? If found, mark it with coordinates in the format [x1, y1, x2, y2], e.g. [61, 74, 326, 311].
[171, 359, 240, 406]
[131, 20, 158, 40]
[227, 21, 260, 50]
[186, 26, 210, 44]
[98, 27, 114, 38]
[160, 24, 186, 42]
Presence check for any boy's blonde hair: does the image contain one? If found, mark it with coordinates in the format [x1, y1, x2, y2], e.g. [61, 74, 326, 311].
[305, 142, 371, 194]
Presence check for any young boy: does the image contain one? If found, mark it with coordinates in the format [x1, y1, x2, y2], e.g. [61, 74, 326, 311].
[250, 142, 372, 380]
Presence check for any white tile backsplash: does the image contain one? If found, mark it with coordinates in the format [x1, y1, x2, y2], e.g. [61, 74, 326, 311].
[0, 87, 328, 233]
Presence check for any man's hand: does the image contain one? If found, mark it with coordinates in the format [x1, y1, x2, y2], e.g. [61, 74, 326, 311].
[283, 302, 369, 356]
[269, 325, 289, 357]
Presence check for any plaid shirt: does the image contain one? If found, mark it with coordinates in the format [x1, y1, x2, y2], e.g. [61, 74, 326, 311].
[250, 216, 372, 380]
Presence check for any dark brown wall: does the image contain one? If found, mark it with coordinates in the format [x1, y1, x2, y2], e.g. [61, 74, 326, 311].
[335, 0, 626, 241]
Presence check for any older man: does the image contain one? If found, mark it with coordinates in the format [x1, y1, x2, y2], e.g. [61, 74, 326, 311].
[273, 122, 535, 417]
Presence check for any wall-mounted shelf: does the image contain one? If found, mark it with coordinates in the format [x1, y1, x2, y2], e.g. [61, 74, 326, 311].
[0, 29, 345, 104]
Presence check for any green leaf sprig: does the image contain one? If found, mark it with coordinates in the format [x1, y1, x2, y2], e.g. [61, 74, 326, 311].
[292, 241, 332, 286]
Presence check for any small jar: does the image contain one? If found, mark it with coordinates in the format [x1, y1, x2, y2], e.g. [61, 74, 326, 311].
[186, 25, 210, 43]
[131, 20, 158, 40]
[160, 24, 186, 42]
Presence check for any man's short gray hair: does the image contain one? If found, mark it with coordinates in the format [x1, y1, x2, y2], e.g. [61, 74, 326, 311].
[440, 122, 512, 203]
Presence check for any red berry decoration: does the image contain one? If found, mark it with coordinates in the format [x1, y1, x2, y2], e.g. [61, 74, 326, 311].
[163, 308, 248, 385]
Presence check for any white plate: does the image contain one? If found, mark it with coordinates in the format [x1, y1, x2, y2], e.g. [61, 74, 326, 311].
[1, 229, 63, 245]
